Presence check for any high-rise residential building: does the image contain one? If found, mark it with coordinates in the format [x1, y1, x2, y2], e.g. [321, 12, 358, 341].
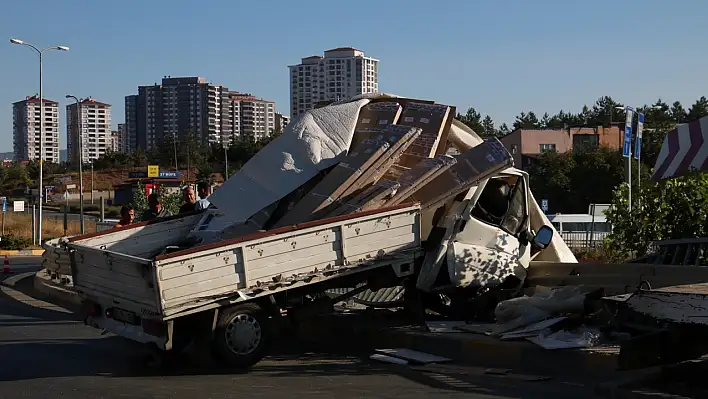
[124, 95, 138, 152]
[12, 95, 60, 164]
[289, 47, 379, 117]
[66, 98, 112, 164]
[124, 76, 278, 151]
[110, 124, 128, 153]
[275, 113, 290, 133]
[221, 92, 276, 143]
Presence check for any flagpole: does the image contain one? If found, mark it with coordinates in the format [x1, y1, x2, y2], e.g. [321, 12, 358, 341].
[624, 107, 634, 213]
[635, 112, 645, 208]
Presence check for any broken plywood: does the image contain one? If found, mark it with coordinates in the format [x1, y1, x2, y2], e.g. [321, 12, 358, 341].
[351, 101, 403, 147]
[274, 138, 391, 226]
[403, 138, 513, 209]
[385, 155, 458, 206]
[338, 125, 421, 201]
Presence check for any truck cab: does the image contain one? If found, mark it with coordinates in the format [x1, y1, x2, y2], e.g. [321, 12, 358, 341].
[418, 168, 553, 293]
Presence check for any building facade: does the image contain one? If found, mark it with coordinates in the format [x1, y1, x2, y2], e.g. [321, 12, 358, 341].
[12, 95, 60, 164]
[289, 47, 379, 117]
[221, 92, 275, 143]
[111, 124, 128, 153]
[124, 95, 139, 152]
[66, 98, 112, 164]
[124, 76, 277, 150]
[275, 113, 290, 133]
[500, 126, 622, 169]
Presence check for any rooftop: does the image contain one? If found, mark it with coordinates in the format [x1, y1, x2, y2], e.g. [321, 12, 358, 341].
[14, 95, 57, 105]
[325, 47, 360, 52]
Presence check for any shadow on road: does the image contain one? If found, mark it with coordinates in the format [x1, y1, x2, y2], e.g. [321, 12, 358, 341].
[0, 280, 595, 398]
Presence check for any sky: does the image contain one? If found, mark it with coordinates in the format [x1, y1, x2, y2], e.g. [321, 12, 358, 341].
[2, 0, 708, 153]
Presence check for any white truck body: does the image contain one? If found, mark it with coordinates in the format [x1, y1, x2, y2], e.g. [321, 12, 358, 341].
[67, 204, 422, 352]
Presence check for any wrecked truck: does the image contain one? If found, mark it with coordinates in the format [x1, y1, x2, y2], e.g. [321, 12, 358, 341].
[64, 94, 574, 368]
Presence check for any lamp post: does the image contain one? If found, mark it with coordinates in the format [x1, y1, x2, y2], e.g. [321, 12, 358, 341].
[65, 95, 84, 234]
[11, 38, 69, 245]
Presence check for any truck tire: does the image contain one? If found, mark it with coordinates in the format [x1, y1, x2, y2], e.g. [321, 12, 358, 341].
[211, 303, 271, 368]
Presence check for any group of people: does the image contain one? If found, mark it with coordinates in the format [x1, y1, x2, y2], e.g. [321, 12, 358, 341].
[114, 181, 213, 228]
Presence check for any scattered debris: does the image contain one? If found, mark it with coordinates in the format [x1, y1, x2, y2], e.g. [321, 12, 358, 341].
[369, 353, 409, 365]
[425, 320, 468, 333]
[374, 348, 452, 364]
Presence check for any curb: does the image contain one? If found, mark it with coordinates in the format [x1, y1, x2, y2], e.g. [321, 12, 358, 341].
[1, 271, 37, 288]
[32, 270, 81, 308]
[0, 250, 45, 256]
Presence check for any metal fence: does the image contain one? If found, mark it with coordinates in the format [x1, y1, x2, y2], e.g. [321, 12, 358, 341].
[557, 231, 609, 250]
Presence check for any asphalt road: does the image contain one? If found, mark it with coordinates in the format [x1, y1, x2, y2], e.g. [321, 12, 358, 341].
[0, 262, 602, 399]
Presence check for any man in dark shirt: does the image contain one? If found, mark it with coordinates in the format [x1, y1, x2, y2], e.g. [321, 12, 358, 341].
[179, 186, 198, 214]
[141, 193, 173, 222]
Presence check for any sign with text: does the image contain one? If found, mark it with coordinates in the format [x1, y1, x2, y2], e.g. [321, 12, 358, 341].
[634, 112, 644, 160]
[13, 200, 24, 212]
[66, 184, 77, 189]
[128, 171, 182, 179]
[623, 107, 634, 158]
[147, 165, 160, 178]
[1, 199, 6, 213]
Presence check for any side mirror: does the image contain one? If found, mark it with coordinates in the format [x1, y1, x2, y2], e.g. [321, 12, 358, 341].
[532, 225, 554, 249]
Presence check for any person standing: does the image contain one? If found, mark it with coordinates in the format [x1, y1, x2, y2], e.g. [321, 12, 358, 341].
[196, 181, 212, 211]
[179, 186, 198, 214]
[141, 193, 173, 222]
[114, 206, 135, 228]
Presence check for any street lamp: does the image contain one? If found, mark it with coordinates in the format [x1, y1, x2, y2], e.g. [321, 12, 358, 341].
[65, 95, 84, 234]
[11, 38, 69, 245]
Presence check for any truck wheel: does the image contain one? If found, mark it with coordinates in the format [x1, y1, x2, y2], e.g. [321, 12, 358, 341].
[211, 303, 271, 368]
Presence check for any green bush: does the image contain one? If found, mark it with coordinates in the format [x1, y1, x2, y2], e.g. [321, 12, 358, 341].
[0, 234, 33, 250]
[604, 173, 708, 261]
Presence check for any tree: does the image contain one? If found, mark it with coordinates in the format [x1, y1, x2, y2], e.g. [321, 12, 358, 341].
[497, 123, 511, 136]
[670, 101, 687, 123]
[481, 115, 495, 138]
[527, 146, 627, 214]
[512, 111, 541, 130]
[604, 173, 708, 260]
[456, 107, 484, 134]
[687, 96, 708, 121]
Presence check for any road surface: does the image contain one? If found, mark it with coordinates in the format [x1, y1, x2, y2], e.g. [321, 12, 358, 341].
[0, 262, 601, 399]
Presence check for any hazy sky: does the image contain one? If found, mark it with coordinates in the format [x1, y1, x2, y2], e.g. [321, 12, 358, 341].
[2, 0, 707, 152]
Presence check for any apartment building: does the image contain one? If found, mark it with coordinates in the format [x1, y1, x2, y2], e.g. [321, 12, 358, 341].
[289, 47, 379, 117]
[124, 76, 277, 150]
[124, 95, 138, 151]
[12, 95, 60, 164]
[66, 98, 112, 164]
[500, 126, 622, 169]
[275, 113, 290, 133]
[221, 92, 275, 143]
[110, 123, 128, 153]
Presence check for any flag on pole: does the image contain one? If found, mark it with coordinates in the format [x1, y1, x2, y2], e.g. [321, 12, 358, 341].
[634, 113, 644, 160]
[623, 107, 634, 158]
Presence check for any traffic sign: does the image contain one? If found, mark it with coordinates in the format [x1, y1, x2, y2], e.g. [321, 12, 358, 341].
[541, 199, 549, 212]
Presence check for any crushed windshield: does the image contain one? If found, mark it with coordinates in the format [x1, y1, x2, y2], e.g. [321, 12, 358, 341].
[470, 176, 526, 237]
